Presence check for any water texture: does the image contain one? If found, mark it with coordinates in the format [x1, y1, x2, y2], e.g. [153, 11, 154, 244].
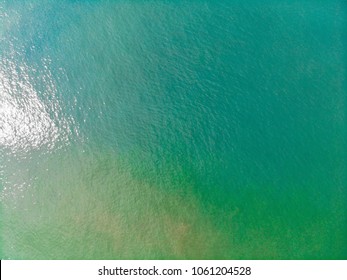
[0, 0, 346, 259]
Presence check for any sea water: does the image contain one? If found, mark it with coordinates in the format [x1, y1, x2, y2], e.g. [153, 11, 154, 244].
[0, 0, 346, 259]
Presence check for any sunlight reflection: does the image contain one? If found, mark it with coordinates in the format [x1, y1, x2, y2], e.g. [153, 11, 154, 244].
[0, 57, 73, 153]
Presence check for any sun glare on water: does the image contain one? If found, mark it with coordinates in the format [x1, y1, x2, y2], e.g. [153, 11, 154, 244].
[0, 56, 74, 153]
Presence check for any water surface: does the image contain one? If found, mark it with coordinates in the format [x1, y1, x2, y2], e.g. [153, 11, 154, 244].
[0, 0, 346, 259]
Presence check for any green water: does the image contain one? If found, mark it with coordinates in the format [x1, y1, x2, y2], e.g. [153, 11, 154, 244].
[0, 1, 346, 259]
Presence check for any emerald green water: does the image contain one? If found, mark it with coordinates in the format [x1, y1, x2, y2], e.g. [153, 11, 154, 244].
[1, 1, 346, 259]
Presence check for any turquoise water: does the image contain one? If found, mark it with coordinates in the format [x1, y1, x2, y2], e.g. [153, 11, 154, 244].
[0, 0, 346, 259]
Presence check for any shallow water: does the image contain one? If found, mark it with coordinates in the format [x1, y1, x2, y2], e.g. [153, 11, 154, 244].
[0, 1, 346, 259]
